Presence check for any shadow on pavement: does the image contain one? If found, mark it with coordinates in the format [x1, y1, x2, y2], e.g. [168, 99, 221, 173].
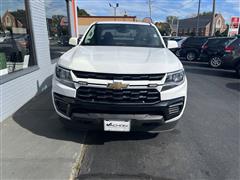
[182, 60, 238, 79]
[12, 88, 86, 143]
[83, 131, 159, 145]
[181, 60, 209, 68]
[76, 173, 173, 180]
[226, 82, 240, 92]
[12, 86, 159, 145]
[184, 66, 237, 79]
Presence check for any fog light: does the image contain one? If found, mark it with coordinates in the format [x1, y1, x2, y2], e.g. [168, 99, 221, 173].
[168, 102, 183, 115]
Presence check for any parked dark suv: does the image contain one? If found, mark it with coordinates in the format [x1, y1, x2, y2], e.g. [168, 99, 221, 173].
[179, 36, 208, 61]
[221, 38, 240, 77]
[200, 37, 235, 68]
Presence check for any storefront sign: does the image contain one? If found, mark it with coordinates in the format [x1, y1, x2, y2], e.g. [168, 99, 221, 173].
[228, 16, 240, 37]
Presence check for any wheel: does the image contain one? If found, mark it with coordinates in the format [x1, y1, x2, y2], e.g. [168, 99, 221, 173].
[209, 56, 222, 68]
[186, 51, 196, 61]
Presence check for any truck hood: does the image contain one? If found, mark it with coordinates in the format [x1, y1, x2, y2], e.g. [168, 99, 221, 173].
[58, 46, 183, 74]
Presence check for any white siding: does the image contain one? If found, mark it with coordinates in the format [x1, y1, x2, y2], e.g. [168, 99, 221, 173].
[0, 0, 55, 122]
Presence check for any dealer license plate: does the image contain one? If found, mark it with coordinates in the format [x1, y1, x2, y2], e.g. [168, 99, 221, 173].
[104, 120, 130, 132]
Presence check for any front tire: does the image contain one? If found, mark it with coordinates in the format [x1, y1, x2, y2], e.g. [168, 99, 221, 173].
[186, 51, 196, 61]
[209, 56, 222, 68]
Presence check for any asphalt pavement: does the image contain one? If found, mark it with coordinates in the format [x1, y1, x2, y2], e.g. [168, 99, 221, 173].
[77, 62, 240, 180]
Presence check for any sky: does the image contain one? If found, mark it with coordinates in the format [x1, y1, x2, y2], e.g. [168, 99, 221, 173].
[0, 0, 239, 23]
[77, 0, 240, 23]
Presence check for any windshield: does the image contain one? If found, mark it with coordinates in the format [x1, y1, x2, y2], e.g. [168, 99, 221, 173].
[82, 24, 164, 48]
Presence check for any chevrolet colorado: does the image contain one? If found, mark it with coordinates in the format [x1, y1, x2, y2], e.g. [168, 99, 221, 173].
[52, 22, 187, 132]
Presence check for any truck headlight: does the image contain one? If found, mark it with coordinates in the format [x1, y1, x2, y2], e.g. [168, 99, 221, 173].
[162, 69, 185, 91]
[55, 65, 74, 87]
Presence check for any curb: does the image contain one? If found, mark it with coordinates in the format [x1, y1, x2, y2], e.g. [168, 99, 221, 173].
[69, 133, 88, 180]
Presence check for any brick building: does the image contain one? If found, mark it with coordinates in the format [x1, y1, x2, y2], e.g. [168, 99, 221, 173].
[172, 13, 227, 36]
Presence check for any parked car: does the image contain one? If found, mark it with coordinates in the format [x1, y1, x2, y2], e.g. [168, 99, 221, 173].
[162, 36, 187, 57]
[179, 36, 208, 61]
[200, 37, 235, 68]
[175, 37, 188, 57]
[52, 22, 187, 132]
[221, 38, 240, 77]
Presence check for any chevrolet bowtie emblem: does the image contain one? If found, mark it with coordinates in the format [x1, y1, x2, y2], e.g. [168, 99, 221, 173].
[107, 82, 129, 90]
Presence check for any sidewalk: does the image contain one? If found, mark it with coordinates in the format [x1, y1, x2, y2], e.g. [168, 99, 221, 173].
[1, 89, 85, 179]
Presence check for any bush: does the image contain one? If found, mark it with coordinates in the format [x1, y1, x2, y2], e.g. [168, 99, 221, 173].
[0, 53, 7, 70]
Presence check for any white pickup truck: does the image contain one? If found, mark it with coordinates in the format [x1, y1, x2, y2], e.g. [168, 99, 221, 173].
[52, 22, 187, 132]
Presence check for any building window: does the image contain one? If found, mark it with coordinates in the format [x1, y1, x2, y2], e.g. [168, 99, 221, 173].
[6, 16, 10, 24]
[45, 0, 72, 60]
[216, 19, 221, 29]
[0, 0, 36, 76]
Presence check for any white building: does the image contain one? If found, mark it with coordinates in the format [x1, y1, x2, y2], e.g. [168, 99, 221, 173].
[0, 0, 78, 121]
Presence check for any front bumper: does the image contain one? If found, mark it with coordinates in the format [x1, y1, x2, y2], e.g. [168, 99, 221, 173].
[52, 75, 187, 132]
[53, 93, 186, 132]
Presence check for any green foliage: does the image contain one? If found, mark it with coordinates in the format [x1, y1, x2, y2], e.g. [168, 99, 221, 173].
[200, 11, 212, 16]
[52, 15, 64, 27]
[77, 8, 90, 17]
[155, 22, 171, 36]
[166, 16, 178, 24]
[0, 53, 7, 70]
[219, 24, 229, 37]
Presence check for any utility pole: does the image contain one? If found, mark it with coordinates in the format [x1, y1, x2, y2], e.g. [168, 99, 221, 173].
[196, 0, 201, 36]
[109, 3, 119, 17]
[176, 19, 179, 36]
[148, 0, 152, 19]
[210, 0, 216, 36]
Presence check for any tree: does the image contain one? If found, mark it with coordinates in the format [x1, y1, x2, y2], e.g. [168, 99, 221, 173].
[10, 10, 27, 28]
[201, 11, 212, 16]
[166, 16, 178, 24]
[220, 24, 229, 37]
[77, 7, 90, 16]
[214, 30, 221, 36]
[155, 22, 171, 36]
[189, 11, 212, 18]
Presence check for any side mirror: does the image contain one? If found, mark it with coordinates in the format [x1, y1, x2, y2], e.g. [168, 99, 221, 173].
[69, 37, 78, 46]
[167, 40, 178, 49]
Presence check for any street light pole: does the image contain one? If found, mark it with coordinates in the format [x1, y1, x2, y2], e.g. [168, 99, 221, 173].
[196, 0, 201, 36]
[176, 19, 179, 36]
[109, 3, 119, 17]
[148, 0, 152, 19]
